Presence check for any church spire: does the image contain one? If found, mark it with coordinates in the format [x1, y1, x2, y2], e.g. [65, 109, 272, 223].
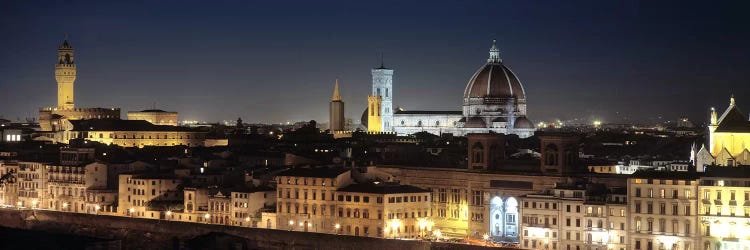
[488, 39, 501, 63]
[332, 78, 341, 101]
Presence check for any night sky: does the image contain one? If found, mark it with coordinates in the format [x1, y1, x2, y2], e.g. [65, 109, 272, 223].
[1, 0, 749, 125]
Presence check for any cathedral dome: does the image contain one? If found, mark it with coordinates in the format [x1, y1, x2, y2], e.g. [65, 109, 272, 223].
[514, 117, 534, 129]
[463, 40, 525, 100]
[464, 117, 486, 128]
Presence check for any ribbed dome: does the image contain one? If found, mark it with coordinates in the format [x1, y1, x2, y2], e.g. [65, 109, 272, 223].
[514, 117, 534, 129]
[463, 41, 525, 100]
[464, 117, 486, 128]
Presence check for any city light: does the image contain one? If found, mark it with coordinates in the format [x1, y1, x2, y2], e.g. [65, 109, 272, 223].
[165, 211, 172, 216]
[128, 207, 135, 213]
[482, 234, 489, 241]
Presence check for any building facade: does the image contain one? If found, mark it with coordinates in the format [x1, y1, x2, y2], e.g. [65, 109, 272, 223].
[127, 109, 179, 126]
[628, 172, 699, 250]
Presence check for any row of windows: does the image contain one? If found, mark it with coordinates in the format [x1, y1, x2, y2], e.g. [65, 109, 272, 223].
[633, 218, 691, 236]
[93, 133, 198, 140]
[632, 179, 693, 185]
[633, 201, 691, 216]
[702, 189, 750, 201]
[634, 188, 693, 199]
[281, 177, 332, 186]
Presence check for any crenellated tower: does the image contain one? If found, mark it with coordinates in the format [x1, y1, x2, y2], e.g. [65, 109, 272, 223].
[56, 38, 76, 109]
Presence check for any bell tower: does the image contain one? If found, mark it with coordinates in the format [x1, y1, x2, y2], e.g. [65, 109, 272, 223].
[371, 54, 393, 132]
[55, 37, 76, 109]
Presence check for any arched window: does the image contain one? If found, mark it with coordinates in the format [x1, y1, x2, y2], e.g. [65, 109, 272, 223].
[472, 142, 484, 164]
[435, 121, 440, 126]
[545, 144, 559, 166]
[417, 120, 422, 127]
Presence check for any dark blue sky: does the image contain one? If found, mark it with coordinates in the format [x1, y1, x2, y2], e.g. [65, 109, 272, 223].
[1, 0, 749, 125]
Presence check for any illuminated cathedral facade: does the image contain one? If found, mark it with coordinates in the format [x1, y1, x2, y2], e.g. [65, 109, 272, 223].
[361, 41, 535, 137]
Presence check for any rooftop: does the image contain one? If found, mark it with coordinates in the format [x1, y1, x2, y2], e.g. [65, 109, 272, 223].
[337, 182, 428, 194]
[69, 119, 199, 132]
[276, 166, 349, 178]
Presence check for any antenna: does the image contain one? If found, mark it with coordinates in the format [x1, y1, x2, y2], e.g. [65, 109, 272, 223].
[380, 52, 384, 68]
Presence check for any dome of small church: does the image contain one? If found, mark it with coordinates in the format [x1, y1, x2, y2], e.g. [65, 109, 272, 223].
[514, 117, 534, 129]
[464, 117, 486, 128]
[463, 40, 525, 100]
[360, 108, 369, 129]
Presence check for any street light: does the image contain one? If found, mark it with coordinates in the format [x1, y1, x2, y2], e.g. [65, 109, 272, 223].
[31, 199, 38, 209]
[433, 229, 442, 241]
[95, 205, 101, 214]
[334, 223, 341, 234]
[482, 233, 490, 241]
[129, 207, 135, 217]
[165, 210, 172, 220]
[204, 213, 210, 223]
[288, 220, 294, 231]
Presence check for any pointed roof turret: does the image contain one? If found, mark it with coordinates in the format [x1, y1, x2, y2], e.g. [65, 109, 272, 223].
[710, 107, 718, 125]
[730, 94, 736, 106]
[487, 39, 501, 63]
[59, 34, 73, 49]
[332, 79, 342, 101]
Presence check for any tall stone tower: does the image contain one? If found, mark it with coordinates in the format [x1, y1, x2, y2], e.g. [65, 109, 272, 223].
[56, 38, 76, 109]
[371, 58, 393, 131]
[329, 79, 345, 132]
[367, 95, 382, 132]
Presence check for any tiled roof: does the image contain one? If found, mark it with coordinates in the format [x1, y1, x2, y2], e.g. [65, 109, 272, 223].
[337, 182, 428, 194]
[69, 119, 200, 132]
[715, 105, 750, 132]
[277, 166, 349, 178]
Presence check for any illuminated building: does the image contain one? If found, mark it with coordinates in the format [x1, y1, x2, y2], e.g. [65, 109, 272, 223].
[127, 109, 179, 126]
[38, 39, 120, 132]
[16, 162, 48, 209]
[360, 41, 535, 137]
[628, 171, 699, 250]
[695, 96, 750, 169]
[274, 167, 430, 238]
[117, 171, 183, 219]
[377, 133, 581, 240]
[329, 79, 345, 132]
[519, 184, 628, 250]
[0, 161, 19, 207]
[55, 119, 208, 147]
[366, 96, 382, 132]
[229, 188, 276, 227]
[208, 190, 231, 225]
[698, 167, 750, 250]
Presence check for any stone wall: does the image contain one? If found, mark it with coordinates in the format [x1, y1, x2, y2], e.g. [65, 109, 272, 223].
[0, 209, 512, 250]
